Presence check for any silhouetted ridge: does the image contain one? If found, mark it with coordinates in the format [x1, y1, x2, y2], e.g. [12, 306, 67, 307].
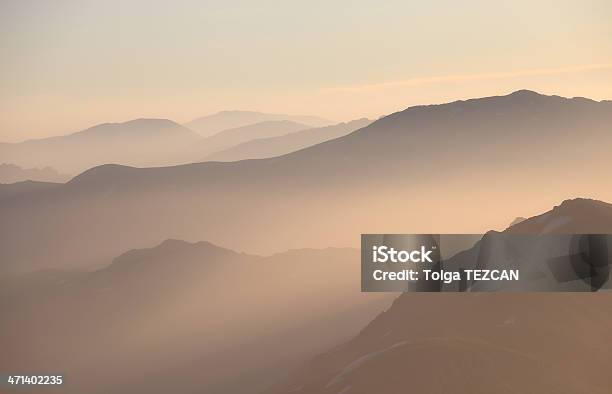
[185, 110, 331, 137]
[0, 117, 201, 174]
[506, 198, 612, 233]
[106, 239, 241, 274]
[205, 118, 372, 162]
[338, 90, 612, 148]
[556, 197, 610, 210]
[67, 164, 138, 186]
[509, 89, 542, 97]
[53, 118, 196, 140]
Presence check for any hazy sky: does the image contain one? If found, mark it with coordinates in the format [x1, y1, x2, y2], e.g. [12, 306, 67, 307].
[1, 0, 611, 142]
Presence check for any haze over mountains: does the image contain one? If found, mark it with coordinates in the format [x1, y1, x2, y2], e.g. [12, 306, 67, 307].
[3, 199, 610, 394]
[1, 90, 612, 274]
[0, 163, 69, 184]
[206, 118, 372, 162]
[0, 112, 337, 174]
[171, 120, 313, 164]
[184, 110, 332, 137]
[2, 91, 612, 394]
[268, 198, 612, 394]
[0, 119, 200, 174]
[0, 241, 392, 394]
[0, 180, 60, 202]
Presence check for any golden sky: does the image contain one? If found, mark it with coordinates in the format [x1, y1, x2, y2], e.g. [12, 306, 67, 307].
[1, 0, 611, 142]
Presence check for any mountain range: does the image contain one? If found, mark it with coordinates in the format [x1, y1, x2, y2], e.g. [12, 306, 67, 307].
[169, 119, 313, 164]
[1, 91, 612, 274]
[0, 113, 340, 174]
[267, 198, 612, 394]
[2, 90, 612, 394]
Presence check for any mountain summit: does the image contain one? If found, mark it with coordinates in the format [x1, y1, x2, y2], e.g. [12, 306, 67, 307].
[69, 118, 193, 138]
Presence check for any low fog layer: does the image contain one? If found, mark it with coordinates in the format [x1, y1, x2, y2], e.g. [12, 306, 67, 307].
[0, 242, 392, 394]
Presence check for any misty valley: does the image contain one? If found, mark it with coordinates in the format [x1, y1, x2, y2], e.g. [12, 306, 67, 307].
[2, 91, 612, 394]
[3, 1, 612, 391]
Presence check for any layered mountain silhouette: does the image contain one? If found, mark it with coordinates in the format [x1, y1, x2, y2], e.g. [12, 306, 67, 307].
[205, 118, 372, 162]
[267, 198, 612, 394]
[0, 240, 392, 394]
[184, 110, 332, 137]
[170, 120, 313, 164]
[0, 163, 69, 183]
[2, 90, 612, 274]
[0, 119, 200, 173]
[0, 116, 337, 173]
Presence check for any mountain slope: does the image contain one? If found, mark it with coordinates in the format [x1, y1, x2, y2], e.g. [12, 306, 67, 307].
[179, 120, 312, 163]
[0, 241, 392, 394]
[205, 118, 372, 162]
[266, 199, 612, 394]
[0, 119, 200, 173]
[184, 110, 332, 137]
[2, 91, 612, 274]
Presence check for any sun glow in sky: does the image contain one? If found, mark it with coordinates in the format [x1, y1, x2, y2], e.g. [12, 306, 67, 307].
[1, 0, 611, 141]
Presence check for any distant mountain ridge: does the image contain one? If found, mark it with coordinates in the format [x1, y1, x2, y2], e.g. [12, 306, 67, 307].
[0, 115, 335, 173]
[0, 118, 199, 173]
[0, 163, 69, 183]
[184, 110, 332, 137]
[12, 118, 194, 144]
[205, 118, 372, 162]
[171, 120, 312, 164]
